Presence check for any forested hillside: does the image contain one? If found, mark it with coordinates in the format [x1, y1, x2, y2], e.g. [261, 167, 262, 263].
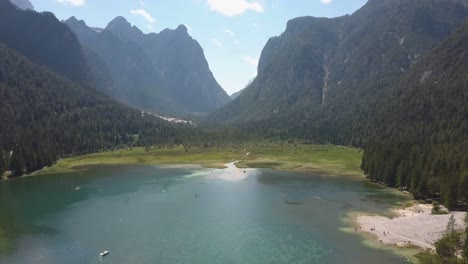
[209, 0, 468, 208]
[361, 21, 468, 209]
[0, 43, 189, 177]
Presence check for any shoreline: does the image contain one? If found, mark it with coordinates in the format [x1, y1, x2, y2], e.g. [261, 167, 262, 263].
[352, 204, 467, 252]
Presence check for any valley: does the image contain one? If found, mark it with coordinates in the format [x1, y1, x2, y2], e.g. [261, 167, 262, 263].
[0, 0, 467, 263]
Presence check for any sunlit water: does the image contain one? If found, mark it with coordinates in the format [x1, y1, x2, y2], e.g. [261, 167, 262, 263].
[0, 164, 409, 263]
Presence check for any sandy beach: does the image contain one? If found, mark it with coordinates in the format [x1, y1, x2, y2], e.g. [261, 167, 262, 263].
[356, 204, 467, 250]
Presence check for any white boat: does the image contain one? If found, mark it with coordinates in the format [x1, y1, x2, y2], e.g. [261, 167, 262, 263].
[75, 186, 80, 191]
[100, 250, 109, 257]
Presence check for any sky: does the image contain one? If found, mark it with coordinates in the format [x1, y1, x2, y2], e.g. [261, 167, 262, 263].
[31, 0, 368, 95]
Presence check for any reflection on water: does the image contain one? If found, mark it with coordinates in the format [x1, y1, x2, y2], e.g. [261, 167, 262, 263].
[0, 165, 408, 264]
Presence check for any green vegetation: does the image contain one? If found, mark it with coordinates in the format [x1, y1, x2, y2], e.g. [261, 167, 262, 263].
[416, 213, 468, 264]
[35, 143, 364, 177]
[432, 202, 449, 215]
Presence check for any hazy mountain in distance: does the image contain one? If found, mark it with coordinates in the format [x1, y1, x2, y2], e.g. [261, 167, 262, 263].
[66, 16, 230, 115]
[105, 17, 231, 114]
[9, 0, 33, 10]
[65, 16, 183, 115]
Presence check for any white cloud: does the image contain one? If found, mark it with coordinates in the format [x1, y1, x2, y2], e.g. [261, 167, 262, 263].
[320, 0, 333, 4]
[224, 29, 236, 37]
[212, 38, 224, 48]
[206, 0, 264, 16]
[56, 0, 85, 6]
[243, 56, 258, 67]
[139, 1, 145, 6]
[130, 9, 156, 23]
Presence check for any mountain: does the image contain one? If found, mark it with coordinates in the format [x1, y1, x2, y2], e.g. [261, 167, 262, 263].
[9, 0, 33, 10]
[0, 0, 92, 85]
[64, 16, 181, 114]
[105, 17, 231, 113]
[65, 16, 230, 115]
[212, 0, 468, 125]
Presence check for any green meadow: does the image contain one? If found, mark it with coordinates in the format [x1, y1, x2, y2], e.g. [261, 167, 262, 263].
[34, 142, 364, 177]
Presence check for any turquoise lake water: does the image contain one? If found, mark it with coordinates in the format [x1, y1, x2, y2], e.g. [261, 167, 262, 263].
[0, 164, 409, 263]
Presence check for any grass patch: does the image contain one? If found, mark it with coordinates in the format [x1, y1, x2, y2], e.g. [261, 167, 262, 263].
[34, 143, 365, 178]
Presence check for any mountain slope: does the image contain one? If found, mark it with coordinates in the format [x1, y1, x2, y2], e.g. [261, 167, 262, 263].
[361, 20, 468, 208]
[212, 0, 468, 125]
[0, 0, 92, 85]
[0, 42, 186, 177]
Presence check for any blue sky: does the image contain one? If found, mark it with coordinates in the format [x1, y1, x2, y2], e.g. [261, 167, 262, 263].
[31, 0, 367, 95]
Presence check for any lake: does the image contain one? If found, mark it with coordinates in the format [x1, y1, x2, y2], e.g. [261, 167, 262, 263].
[0, 164, 409, 263]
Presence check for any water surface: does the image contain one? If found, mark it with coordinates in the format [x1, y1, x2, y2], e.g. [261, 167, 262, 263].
[0, 164, 408, 263]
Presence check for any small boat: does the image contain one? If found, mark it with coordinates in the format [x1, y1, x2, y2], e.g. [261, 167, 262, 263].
[75, 186, 80, 191]
[100, 250, 109, 257]
[314, 196, 321, 200]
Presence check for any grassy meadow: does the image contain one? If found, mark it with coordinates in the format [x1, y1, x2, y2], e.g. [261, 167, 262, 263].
[34, 142, 364, 177]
